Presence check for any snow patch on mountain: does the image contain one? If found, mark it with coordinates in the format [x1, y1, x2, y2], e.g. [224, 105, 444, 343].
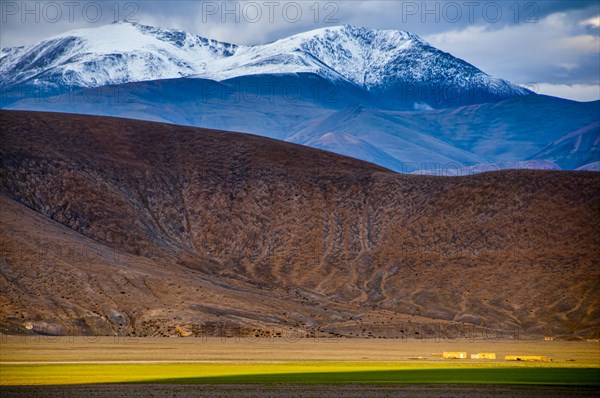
[577, 161, 600, 171]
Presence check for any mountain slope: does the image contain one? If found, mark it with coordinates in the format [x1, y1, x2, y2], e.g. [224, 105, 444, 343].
[1, 110, 599, 338]
[287, 105, 487, 171]
[531, 121, 600, 170]
[1, 22, 529, 107]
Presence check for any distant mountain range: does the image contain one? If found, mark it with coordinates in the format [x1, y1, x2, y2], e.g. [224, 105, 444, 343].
[1, 22, 598, 173]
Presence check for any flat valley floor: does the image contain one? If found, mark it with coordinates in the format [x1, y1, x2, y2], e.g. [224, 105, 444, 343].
[0, 337, 599, 397]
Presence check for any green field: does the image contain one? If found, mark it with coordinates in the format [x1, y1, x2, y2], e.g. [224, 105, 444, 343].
[1, 362, 599, 386]
[1, 337, 599, 390]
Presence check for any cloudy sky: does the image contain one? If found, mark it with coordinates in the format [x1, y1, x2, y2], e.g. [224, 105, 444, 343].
[1, 0, 599, 101]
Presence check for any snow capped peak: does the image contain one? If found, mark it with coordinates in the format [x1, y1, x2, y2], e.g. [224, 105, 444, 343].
[1, 22, 529, 102]
[279, 24, 425, 44]
[45, 20, 236, 52]
[193, 24, 436, 86]
[0, 21, 236, 88]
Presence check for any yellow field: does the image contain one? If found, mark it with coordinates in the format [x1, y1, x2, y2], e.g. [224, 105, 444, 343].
[0, 337, 598, 387]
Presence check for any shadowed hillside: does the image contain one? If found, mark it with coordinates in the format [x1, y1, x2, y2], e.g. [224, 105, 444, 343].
[1, 110, 599, 338]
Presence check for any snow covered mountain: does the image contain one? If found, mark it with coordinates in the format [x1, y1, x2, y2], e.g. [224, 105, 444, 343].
[1, 22, 529, 107]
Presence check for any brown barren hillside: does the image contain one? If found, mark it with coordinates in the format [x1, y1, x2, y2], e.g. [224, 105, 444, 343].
[1, 110, 599, 338]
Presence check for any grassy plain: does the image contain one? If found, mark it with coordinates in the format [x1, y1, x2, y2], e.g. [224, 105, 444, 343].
[0, 337, 598, 387]
[1, 362, 599, 386]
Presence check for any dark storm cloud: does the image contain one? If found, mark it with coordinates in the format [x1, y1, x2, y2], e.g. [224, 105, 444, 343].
[3, 1, 597, 45]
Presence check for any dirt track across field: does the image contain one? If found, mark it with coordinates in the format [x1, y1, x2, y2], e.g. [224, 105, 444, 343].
[2, 384, 600, 398]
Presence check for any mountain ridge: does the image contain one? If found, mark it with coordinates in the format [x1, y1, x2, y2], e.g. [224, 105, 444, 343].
[5, 77, 597, 172]
[0, 22, 529, 104]
[1, 110, 599, 338]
